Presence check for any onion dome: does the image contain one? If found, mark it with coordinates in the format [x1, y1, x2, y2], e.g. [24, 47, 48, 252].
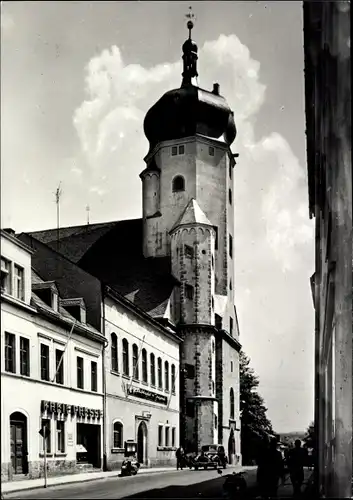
[143, 11, 237, 153]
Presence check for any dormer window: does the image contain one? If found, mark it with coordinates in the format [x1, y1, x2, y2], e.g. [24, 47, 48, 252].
[60, 298, 86, 324]
[1, 257, 11, 294]
[172, 175, 185, 193]
[32, 281, 59, 311]
[171, 145, 185, 156]
[14, 265, 24, 301]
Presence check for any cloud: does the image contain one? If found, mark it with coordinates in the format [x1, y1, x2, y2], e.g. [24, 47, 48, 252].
[73, 33, 314, 431]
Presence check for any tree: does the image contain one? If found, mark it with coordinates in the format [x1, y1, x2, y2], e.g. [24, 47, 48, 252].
[303, 421, 315, 449]
[240, 350, 274, 464]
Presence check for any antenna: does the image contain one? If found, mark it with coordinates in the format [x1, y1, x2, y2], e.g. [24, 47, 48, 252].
[54, 182, 62, 251]
[86, 205, 90, 225]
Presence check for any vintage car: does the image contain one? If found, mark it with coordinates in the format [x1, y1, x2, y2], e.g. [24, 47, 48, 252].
[191, 444, 227, 470]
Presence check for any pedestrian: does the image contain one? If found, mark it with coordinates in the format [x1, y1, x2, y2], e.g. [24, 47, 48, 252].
[287, 439, 307, 497]
[176, 446, 184, 470]
[257, 437, 285, 499]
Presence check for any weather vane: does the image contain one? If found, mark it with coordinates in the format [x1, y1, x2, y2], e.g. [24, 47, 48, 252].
[185, 6, 195, 37]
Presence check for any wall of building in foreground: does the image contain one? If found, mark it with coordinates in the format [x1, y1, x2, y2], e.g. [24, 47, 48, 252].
[304, 1, 352, 498]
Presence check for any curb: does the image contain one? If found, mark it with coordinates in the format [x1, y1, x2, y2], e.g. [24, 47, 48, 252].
[2, 468, 179, 496]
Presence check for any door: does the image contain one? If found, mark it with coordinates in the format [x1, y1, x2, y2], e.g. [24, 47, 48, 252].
[10, 421, 25, 474]
[137, 421, 147, 464]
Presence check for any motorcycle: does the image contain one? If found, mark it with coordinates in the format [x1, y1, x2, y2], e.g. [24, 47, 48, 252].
[120, 458, 140, 476]
[222, 471, 248, 499]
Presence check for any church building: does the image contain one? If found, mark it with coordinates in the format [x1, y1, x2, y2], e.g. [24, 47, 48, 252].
[27, 17, 242, 464]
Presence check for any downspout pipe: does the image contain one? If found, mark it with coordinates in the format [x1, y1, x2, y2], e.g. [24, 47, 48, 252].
[101, 283, 108, 472]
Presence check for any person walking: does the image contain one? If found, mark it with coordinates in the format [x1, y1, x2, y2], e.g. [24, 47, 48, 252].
[257, 437, 285, 499]
[288, 440, 307, 497]
[176, 446, 184, 470]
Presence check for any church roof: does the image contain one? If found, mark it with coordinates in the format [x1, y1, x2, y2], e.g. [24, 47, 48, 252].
[171, 198, 213, 233]
[26, 218, 177, 319]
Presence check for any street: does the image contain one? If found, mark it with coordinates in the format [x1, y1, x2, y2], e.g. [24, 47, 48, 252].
[3, 468, 258, 500]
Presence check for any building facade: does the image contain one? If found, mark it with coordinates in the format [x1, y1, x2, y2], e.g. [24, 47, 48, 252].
[303, 1, 352, 498]
[104, 288, 180, 469]
[1, 229, 105, 482]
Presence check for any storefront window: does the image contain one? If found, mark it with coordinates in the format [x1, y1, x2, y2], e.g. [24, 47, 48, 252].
[56, 420, 65, 453]
[113, 421, 123, 448]
[41, 418, 51, 453]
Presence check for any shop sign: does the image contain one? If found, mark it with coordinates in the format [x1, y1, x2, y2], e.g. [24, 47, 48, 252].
[41, 400, 102, 419]
[126, 386, 168, 405]
[67, 433, 74, 446]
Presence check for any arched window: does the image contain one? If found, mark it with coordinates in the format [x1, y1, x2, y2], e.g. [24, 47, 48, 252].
[157, 357, 163, 389]
[113, 421, 123, 448]
[122, 338, 129, 376]
[142, 348, 147, 383]
[230, 388, 235, 419]
[111, 333, 118, 372]
[150, 353, 156, 386]
[172, 175, 185, 193]
[171, 364, 176, 393]
[165, 361, 169, 392]
[132, 344, 139, 380]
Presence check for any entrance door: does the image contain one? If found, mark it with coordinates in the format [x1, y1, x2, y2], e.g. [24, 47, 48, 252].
[10, 412, 27, 475]
[137, 421, 147, 464]
[228, 429, 235, 465]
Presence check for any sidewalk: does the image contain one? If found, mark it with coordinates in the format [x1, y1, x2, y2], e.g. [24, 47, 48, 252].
[1, 464, 244, 495]
[1, 466, 176, 495]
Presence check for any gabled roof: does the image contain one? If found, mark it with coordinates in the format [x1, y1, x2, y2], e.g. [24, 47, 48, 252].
[25, 218, 178, 320]
[171, 198, 213, 233]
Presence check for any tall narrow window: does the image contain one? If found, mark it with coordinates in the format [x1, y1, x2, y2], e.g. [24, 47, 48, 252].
[14, 264, 24, 301]
[55, 348, 64, 385]
[111, 333, 118, 372]
[229, 234, 233, 259]
[1, 257, 11, 294]
[172, 427, 176, 447]
[165, 361, 169, 392]
[77, 356, 84, 389]
[165, 426, 170, 446]
[150, 353, 156, 386]
[158, 425, 163, 446]
[56, 421, 65, 453]
[132, 344, 139, 380]
[158, 357, 163, 389]
[229, 188, 232, 205]
[230, 317, 234, 337]
[122, 338, 129, 376]
[229, 164, 232, 180]
[40, 343, 50, 381]
[184, 245, 194, 259]
[230, 388, 235, 419]
[41, 418, 51, 453]
[209, 146, 215, 156]
[172, 176, 185, 193]
[5, 332, 16, 373]
[113, 422, 123, 448]
[185, 284, 194, 300]
[171, 364, 176, 394]
[142, 349, 148, 383]
[20, 337, 30, 376]
[91, 361, 98, 392]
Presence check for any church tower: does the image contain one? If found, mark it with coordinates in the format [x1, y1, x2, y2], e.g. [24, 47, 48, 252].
[141, 12, 241, 460]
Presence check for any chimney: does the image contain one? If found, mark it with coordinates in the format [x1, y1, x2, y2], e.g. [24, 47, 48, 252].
[3, 228, 16, 236]
[212, 83, 220, 95]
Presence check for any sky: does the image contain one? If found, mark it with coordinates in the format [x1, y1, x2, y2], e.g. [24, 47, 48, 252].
[1, 1, 315, 433]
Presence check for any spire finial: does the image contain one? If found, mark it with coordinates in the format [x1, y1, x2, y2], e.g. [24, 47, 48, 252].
[182, 6, 198, 86]
[185, 6, 195, 38]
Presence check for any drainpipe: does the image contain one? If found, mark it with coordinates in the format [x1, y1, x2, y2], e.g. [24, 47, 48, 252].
[101, 284, 108, 472]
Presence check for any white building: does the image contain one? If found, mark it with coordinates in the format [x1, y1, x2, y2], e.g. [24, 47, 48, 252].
[1, 229, 105, 482]
[104, 287, 181, 469]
